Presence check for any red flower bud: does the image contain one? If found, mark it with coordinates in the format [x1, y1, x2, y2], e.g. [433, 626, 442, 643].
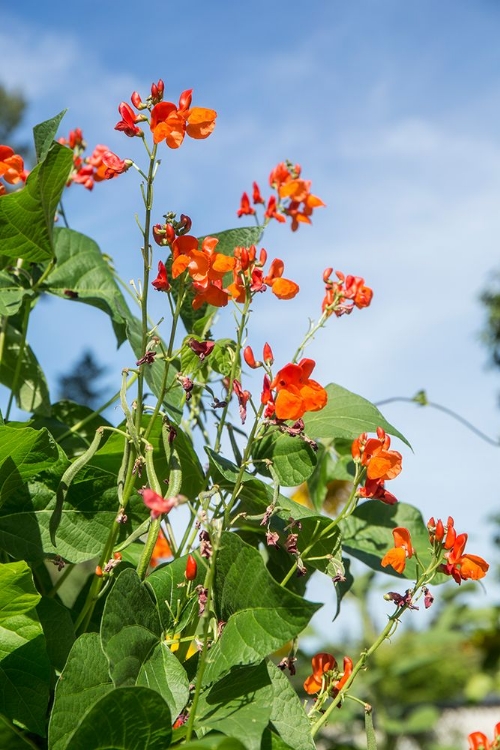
[263, 342, 274, 366]
[244, 346, 259, 369]
[131, 91, 142, 109]
[185, 554, 197, 581]
[323, 267, 333, 283]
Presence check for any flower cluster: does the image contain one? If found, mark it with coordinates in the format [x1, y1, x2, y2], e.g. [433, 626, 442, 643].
[322, 268, 373, 317]
[237, 160, 325, 231]
[468, 722, 500, 750]
[227, 246, 299, 303]
[382, 516, 489, 584]
[303, 652, 353, 697]
[261, 357, 328, 421]
[352, 427, 403, 504]
[115, 80, 217, 149]
[0, 145, 27, 195]
[58, 129, 129, 190]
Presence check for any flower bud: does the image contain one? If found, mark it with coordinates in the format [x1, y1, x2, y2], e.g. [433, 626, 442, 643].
[243, 346, 259, 369]
[323, 267, 333, 284]
[263, 342, 274, 365]
[131, 91, 143, 109]
[185, 554, 197, 581]
[178, 214, 192, 234]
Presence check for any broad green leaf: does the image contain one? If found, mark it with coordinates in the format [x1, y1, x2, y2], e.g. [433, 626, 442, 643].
[63, 686, 172, 750]
[0, 450, 147, 563]
[36, 597, 75, 671]
[303, 383, 410, 447]
[0, 562, 51, 736]
[266, 661, 315, 750]
[341, 500, 445, 581]
[100, 569, 161, 687]
[0, 322, 51, 415]
[252, 432, 317, 486]
[0, 143, 73, 262]
[33, 110, 67, 162]
[181, 737, 247, 750]
[137, 641, 190, 719]
[0, 270, 33, 316]
[197, 662, 273, 750]
[48, 633, 113, 750]
[147, 554, 202, 633]
[180, 336, 238, 380]
[46, 228, 131, 346]
[261, 729, 295, 750]
[0, 717, 35, 748]
[26, 400, 113, 458]
[203, 533, 320, 685]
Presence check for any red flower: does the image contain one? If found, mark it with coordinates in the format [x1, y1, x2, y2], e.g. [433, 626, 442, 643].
[266, 358, 328, 421]
[264, 195, 286, 223]
[441, 532, 489, 584]
[151, 260, 170, 292]
[237, 191, 256, 217]
[115, 101, 143, 137]
[303, 652, 336, 695]
[468, 722, 500, 750]
[185, 554, 198, 581]
[150, 90, 217, 149]
[381, 527, 414, 574]
[233, 379, 252, 424]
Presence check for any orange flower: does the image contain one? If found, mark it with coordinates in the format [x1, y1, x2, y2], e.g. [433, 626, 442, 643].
[441, 532, 489, 584]
[0, 145, 26, 185]
[322, 269, 373, 317]
[268, 358, 328, 421]
[150, 89, 216, 149]
[263, 258, 299, 300]
[237, 191, 256, 217]
[352, 428, 402, 481]
[303, 652, 336, 695]
[150, 529, 172, 568]
[381, 527, 414, 574]
[171, 234, 234, 309]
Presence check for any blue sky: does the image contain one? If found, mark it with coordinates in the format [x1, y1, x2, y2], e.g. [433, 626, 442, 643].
[2, 1, 500, 628]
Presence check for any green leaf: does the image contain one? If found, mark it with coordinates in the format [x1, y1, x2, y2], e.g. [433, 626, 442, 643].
[0, 270, 33, 316]
[0, 716, 36, 749]
[181, 737, 247, 750]
[341, 500, 444, 581]
[137, 642, 190, 719]
[252, 432, 317, 486]
[147, 554, 202, 633]
[196, 661, 273, 750]
[33, 110, 67, 162]
[266, 661, 315, 750]
[47, 228, 131, 346]
[100, 568, 161, 687]
[48, 633, 113, 750]
[303, 383, 410, 447]
[0, 321, 51, 415]
[36, 596, 75, 671]
[203, 533, 320, 685]
[0, 562, 51, 736]
[63, 686, 172, 750]
[0, 434, 147, 562]
[26, 400, 113, 459]
[0, 143, 73, 262]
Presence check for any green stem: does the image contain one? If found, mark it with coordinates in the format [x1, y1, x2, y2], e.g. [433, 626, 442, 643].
[5, 298, 31, 421]
[292, 310, 329, 363]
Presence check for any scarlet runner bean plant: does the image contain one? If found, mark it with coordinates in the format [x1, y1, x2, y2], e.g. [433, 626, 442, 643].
[0, 79, 490, 750]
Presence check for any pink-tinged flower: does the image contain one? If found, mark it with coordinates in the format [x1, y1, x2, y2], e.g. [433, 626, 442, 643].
[233, 378, 251, 424]
[90, 146, 130, 181]
[152, 260, 170, 292]
[115, 102, 144, 137]
[141, 489, 179, 519]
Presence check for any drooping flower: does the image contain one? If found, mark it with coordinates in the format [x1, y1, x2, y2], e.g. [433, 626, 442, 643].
[381, 527, 414, 574]
[232, 378, 252, 424]
[266, 358, 328, 421]
[150, 89, 217, 149]
[89, 146, 130, 181]
[115, 101, 144, 137]
[151, 260, 170, 292]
